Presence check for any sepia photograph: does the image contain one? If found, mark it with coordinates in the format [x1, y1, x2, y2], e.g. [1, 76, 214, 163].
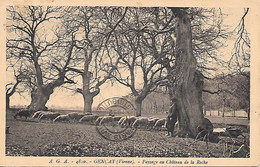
[1, 0, 260, 166]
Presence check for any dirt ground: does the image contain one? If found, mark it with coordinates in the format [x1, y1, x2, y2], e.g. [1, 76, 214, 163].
[5, 109, 249, 157]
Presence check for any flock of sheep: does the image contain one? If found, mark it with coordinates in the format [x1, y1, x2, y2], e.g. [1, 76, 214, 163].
[13, 109, 175, 131]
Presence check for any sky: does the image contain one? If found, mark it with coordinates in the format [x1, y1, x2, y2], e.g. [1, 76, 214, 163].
[6, 7, 251, 110]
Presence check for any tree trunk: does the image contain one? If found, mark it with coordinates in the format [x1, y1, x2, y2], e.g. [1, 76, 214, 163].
[6, 95, 10, 110]
[83, 93, 94, 114]
[170, 8, 205, 137]
[82, 68, 92, 114]
[80, 66, 100, 115]
[6, 78, 21, 110]
[135, 99, 143, 117]
[28, 87, 53, 111]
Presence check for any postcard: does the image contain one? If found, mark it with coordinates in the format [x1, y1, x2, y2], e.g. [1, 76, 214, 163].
[0, 0, 259, 166]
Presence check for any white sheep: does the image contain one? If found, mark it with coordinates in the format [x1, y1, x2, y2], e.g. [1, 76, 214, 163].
[53, 114, 70, 122]
[99, 116, 122, 126]
[120, 116, 137, 127]
[147, 118, 159, 130]
[37, 112, 46, 119]
[39, 112, 60, 120]
[99, 116, 114, 126]
[68, 112, 85, 121]
[31, 111, 43, 119]
[132, 117, 149, 129]
[113, 116, 122, 122]
[38, 111, 52, 119]
[79, 115, 99, 124]
[95, 116, 103, 125]
[118, 116, 126, 125]
[153, 118, 166, 130]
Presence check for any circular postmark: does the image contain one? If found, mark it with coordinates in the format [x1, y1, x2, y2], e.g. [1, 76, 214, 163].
[95, 97, 137, 141]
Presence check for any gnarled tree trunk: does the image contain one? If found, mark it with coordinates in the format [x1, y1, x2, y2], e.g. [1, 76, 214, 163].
[28, 75, 72, 111]
[169, 8, 205, 137]
[28, 87, 52, 111]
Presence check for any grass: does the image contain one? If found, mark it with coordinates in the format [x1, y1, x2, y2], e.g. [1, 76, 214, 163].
[6, 109, 249, 157]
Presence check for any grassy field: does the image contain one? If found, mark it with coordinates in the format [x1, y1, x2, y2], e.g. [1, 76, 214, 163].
[5, 109, 249, 157]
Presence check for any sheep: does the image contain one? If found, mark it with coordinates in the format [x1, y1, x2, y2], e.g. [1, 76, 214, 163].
[39, 112, 60, 121]
[132, 117, 149, 129]
[14, 109, 33, 120]
[37, 112, 46, 119]
[79, 115, 99, 124]
[33, 111, 51, 119]
[113, 116, 122, 122]
[118, 116, 126, 125]
[153, 118, 166, 130]
[99, 116, 114, 125]
[31, 111, 44, 119]
[53, 114, 70, 122]
[147, 118, 159, 130]
[95, 116, 103, 125]
[101, 116, 123, 126]
[120, 116, 137, 128]
[126, 116, 137, 127]
[37, 111, 52, 119]
[120, 116, 128, 127]
[68, 112, 85, 122]
[49, 113, 61, 120]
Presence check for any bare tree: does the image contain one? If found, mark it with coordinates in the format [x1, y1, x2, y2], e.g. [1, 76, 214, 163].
[202, 8, 250, 120]
[110, 8, 168, 116]
[158, 7, 205, 137]
[6, 6, 78, 111]
[153, 7, 229, 137]
[6, 68, 22, 109]
[229, 8, 250, 73]
[168, 7, 250, 136]
[229, 8, 250, 119]
[62, 7, 124, 114]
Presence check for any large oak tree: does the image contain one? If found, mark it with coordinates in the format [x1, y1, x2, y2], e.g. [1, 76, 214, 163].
[6, 6, 78, 111]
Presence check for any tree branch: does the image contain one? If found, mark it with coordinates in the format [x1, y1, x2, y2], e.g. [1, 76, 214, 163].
[104, 7, 128, 44]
